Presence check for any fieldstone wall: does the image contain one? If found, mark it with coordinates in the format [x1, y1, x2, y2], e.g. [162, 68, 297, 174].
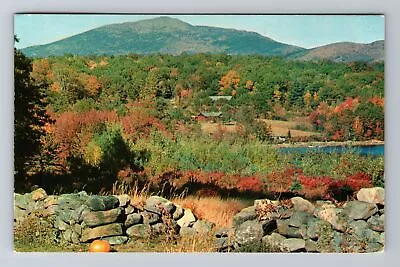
[14, 187, 384, 252]
[14, 190, 214, 245]
[221, 187, 384, 253]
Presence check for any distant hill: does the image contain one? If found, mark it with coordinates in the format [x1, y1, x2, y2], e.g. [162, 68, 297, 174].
[288, 40, 384, 63]
[21, 16, 305, 58]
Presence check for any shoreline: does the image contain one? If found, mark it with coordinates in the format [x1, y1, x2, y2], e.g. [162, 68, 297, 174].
[274, 140, 384, 148]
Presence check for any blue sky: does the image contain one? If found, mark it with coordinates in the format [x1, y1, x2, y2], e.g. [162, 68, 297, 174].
[14, 14, 384, 49]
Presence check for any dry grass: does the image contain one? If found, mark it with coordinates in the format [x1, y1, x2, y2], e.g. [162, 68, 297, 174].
[261, 118, 319, 137]
[114, 233, 218, 253]
[199, 118, 319, 138]
[172, 196, 248, 228]
[200, 121, 240, 135]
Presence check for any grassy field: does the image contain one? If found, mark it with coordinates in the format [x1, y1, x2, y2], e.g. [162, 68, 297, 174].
[199, 117, 320, 138]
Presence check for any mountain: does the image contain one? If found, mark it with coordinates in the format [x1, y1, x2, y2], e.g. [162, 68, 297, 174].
[21, 16, 305, 57]
[288, 40, 384, 63]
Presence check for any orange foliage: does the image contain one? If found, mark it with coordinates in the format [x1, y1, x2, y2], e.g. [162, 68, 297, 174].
[80, 74, 102, 97]
[219, 70, 240, 91]
[368, 96, 384, 107]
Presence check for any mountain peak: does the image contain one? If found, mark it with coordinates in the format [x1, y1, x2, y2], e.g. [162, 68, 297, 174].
[103, 16, 193, 33]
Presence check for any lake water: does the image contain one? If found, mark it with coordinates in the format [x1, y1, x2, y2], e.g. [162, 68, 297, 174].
[278, 144, 384, 156]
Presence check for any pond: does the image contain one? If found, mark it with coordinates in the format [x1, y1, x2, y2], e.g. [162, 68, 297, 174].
[278, 144, 384, 156]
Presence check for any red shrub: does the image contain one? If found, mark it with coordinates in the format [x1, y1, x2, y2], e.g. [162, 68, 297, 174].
[236, 176, 264, 193]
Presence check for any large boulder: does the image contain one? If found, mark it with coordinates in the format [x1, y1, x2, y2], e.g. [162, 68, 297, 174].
[367, 214, 384, 232]
[343, 201, 378, 220]
[276, 219, 302, 238]
[357, 187, 384, 205]
[177, 209, 196, 227]
[281, 238, 306, 252]
[125, 213, 143, 227]
[126, 223, 151, 238]
[145, 196, 175, 215]
[81, 223, 123, 242]
[85, 195, 119, 211]
[141, 210, 161, 225]
[192, 220, 215, 234]
[115, 194, 131, 207]
[103, 235, 128, 245]
[291, 197, 315, 214]
[262, 233, 286, 251]
[179, 226, 197, 237]
[82, 207, 123, 227]
[232, 206, 257, 227]
[314, 207, 348, 232]
[234, 220, 264, 245]
[288, 211, 312, 228]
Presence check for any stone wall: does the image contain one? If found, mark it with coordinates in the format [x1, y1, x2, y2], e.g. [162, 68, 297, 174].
[14, 190, 214, 245]
[222, 187, 384, 252]
[14, 187, 384, 252]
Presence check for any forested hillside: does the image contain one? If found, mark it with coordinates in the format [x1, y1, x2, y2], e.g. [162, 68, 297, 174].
[15, 52, 383, 197]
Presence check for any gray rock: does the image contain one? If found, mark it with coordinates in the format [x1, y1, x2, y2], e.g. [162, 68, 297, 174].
[332, 231, 344, 253]
[276, 219, 302, 238]
[82, 207, 122, 227]
[349, 220, 381, 243]
[281, 238, 306, 252]
[177, 209, 196, 227]
[115, 194, 131, 207]
[145, 196, 175, 215]
[366, 242, 384, 253]
[343, 200, 378, 220]
[234, 220, 264, 245]
[14, 193, 31, 210]
[103, 235, 128, 245]
[81, 223, 123, 242]
[262, 233, 286, 251]
[125, 205, 135, 215]
[291, 197, 315, 214]
[14, 206, 27, 223]
[85, 195, 119, 211]
[288, 211, 311, 228]
[126, 224, 151, 238]
[172, 205, 184, 220]
[70, 205, 87, 224]
[192, 220, 215, 234]
[63, 228, 74, 242]
[125, 213, 142, 227]
[54, 217, 69, 231]
[367, 214, 384, 232]
[357, 187, 384, 205]
[151, 222, 168, 234]
[232, 206, 257, 227]
[305, 239, 318, 252]
[306, 218, 331, 240]
[179, 226, 197, 237]
[314, 207, 348, 232]
[141, 210, 160, 225]
[57, 193, 88, 210]
[71, 231, 80, 244]
[72, 223, 82, 236]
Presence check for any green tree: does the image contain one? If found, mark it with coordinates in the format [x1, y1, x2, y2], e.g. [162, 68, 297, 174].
[14, 37, 50, 185]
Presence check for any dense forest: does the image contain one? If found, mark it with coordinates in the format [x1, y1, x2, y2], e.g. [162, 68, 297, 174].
[15, 52, 384, 201]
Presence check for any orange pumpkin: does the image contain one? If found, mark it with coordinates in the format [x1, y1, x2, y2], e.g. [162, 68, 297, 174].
[88, 239, 111, 252]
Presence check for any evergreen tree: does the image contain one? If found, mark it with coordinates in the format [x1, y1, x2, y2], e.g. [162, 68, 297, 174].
[14, 36, 50, 186]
